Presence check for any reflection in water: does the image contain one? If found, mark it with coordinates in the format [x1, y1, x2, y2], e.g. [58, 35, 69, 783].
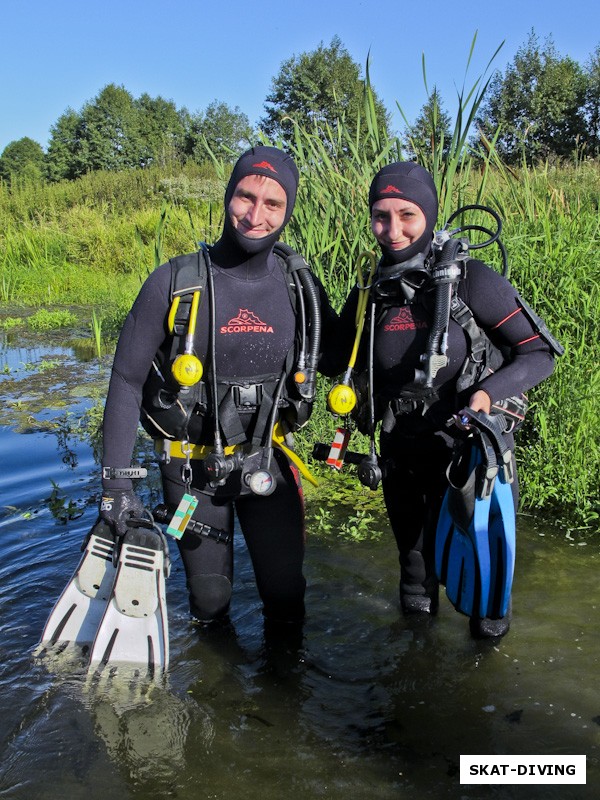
[54, 414, 81, 470]
[0, 339, 599, 799]
[85, 677, 212, 788]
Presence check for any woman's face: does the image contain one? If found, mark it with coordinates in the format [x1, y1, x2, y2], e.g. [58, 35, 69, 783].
[371, 198, 427, 252]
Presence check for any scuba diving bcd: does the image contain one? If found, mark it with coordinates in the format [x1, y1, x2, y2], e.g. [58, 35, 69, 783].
[368, 203, 557, 410]
[316, 204, 564, 486]
[140, 242, 322, 495]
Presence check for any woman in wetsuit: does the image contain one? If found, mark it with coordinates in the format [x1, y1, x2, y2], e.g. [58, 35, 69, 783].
[337, 162, 556, 638]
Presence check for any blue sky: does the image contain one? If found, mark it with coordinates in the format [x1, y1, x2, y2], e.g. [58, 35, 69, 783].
[1, 0, 598, 153]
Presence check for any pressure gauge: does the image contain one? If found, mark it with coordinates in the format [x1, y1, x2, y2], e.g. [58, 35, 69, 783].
[247, 469, 276, 496]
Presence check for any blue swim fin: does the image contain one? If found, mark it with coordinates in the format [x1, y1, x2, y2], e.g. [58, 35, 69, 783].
[458, 409, 516, 621]
[486, 469, 516, 619]
[435, 433, 498, 618]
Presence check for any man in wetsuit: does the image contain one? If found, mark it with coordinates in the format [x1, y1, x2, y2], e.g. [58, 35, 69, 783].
[99, 146, 338, 630]
[336, 162, 556, 638]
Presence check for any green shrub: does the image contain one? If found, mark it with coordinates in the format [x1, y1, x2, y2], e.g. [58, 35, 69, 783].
[27, 308, 78, 330]
[0, 316, 23, 329]
[1, 96, 598, 527]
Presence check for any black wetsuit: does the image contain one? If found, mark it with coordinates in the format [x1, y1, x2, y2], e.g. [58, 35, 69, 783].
[102, 237, 338, 623]
[337, 257, 555, 601]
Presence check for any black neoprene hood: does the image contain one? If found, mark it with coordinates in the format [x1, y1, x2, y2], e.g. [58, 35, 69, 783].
[369, 162, 439, 264]
[222, 145, 299, 255]
[225, 146, 298, 224]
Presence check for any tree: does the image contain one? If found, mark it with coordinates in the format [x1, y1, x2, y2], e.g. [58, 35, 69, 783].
[75, 84, 143, 175]
[583, 44, 600, 157]
[260, 36, 391, 148]
[191, 100, 253, 163]
[0, 137, 45, 182]
[403, 88, 452, 160]
[46, 109, 81, 181]
[135, 93, 188, 167]
[46, 89, 187, 178]
[476, 31, 587, 164]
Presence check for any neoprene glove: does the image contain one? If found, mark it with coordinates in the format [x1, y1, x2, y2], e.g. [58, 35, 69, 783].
[99, 488, 145, 537]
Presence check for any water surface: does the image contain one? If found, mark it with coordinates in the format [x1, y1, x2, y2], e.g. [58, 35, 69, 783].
[0, 334, 598, 799]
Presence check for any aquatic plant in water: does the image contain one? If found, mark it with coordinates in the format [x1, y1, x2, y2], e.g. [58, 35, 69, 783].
[27, 308, 78, 331]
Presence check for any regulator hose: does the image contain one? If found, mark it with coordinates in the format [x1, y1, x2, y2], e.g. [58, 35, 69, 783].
[416, 237, 467, 387]
[297, 264, 321, 400]
[274, 242, 322, 401]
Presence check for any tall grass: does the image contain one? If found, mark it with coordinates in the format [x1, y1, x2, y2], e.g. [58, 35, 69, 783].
[480, 162, 600, 526]
[0, 163, 224, 307]
[1, 64, 598, 528]
[400, 32, 505, 218]
[90, 310, 103, 357]
[284, 112, 398, 307]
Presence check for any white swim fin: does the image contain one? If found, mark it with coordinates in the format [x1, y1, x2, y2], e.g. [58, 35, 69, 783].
[39, 520, 117, 650]
[88, 522, 169, 678]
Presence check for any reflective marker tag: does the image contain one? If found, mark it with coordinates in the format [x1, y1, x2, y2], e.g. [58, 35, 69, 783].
[326, 427, 350, 471]
[166, 493, 199, 540]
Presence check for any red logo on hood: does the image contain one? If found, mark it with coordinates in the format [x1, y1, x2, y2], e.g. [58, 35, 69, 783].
[252, 160, 277, 172]
[221, 309, 274, 334]
[381, 184, 403, 195]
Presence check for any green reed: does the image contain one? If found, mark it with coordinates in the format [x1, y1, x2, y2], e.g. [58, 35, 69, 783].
[90, 310, 103, 358]
[482, 163, 600, 528]
[1, 59, 598, 526]
[282, 87, 599, 527]
[399, 32, 505, 219]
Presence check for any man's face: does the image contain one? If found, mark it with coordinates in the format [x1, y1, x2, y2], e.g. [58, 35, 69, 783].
[228, 175, 287, 239]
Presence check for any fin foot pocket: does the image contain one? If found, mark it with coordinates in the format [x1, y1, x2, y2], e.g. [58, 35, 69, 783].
[435, 440, 492, 619]
[469, 600, 512, 639]
[88, 524, 169, 676]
